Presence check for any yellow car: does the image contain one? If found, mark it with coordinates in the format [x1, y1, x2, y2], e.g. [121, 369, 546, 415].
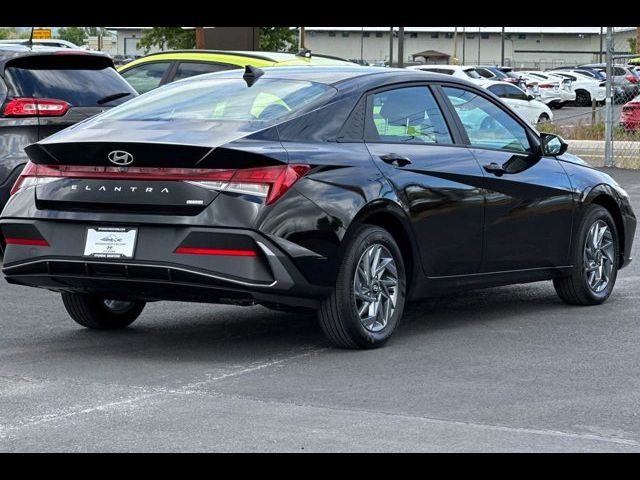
[118, 50, 356, 94]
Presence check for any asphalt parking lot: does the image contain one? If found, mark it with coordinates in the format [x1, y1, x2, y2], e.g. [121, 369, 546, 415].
[0, 168, 639, 452]
[552, 104, 622, 127]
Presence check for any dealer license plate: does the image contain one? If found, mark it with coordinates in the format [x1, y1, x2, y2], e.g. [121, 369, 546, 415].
[83, 227, 138, 259]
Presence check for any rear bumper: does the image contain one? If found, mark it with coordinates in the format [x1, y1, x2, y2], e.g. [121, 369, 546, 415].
[0, 219, 331, 307]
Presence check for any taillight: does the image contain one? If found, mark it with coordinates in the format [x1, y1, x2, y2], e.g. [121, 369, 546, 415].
[3, 98, 69, 117]
[625, 75, 639, 84]
[9, 162, 311, 206]
[10, 161, 38, 196]
[538, 83, 554, 89]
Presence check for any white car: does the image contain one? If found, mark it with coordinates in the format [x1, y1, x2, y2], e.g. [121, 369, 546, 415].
[407, 64, 486, 85]
[481, 81, 553, 125]
[0, 39, 83, 49]
[518, 72, 565, 109]
[546, 70, 606, 106]
[519, 71, 576, 108]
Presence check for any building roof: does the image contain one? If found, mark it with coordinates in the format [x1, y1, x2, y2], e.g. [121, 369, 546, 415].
[306, 26, 634, 34]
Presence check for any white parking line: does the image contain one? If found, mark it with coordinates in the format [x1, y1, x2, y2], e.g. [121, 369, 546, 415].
[0, 346, 327, 439]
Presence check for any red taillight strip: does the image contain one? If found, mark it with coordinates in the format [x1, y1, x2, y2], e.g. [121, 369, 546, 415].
[174, 247, 256, 257]
[5, 237, 49, 247]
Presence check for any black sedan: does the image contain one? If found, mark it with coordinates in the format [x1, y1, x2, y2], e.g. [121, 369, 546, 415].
[0, 66, 635, 349]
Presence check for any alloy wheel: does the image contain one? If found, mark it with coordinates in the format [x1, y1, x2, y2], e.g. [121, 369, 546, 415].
[353, 243, 398, 333]
[583, 220, 615, 293]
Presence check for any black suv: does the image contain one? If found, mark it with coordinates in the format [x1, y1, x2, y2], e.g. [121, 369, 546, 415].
[0, 45, 137, 210]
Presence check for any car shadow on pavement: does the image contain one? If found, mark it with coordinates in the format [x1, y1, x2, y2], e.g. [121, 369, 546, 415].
[40, 283, 572, 361]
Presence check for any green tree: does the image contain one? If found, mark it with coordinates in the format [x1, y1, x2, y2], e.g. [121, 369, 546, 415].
[0, 27, 26, 40]
[629, 37, 637, 54]
[57, 27, 88, 46]
[259, 27, 298, 52]
[138, 27, 195, 54]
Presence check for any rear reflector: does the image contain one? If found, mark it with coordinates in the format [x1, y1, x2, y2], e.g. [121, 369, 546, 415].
[4, 237, 49, 247]
[10, 162, 311, 206]
[3, 98, 69, 117]
[174, 247, 256, 256]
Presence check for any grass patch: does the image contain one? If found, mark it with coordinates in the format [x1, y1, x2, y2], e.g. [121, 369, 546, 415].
[537, 121, 640, 141]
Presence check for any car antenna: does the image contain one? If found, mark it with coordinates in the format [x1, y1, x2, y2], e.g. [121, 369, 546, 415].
[243, 65, 264, 87]
[296, 48, 312, 59]
[26, 27, 34, 49]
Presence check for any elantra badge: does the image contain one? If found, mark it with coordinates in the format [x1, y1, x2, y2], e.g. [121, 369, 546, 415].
[108, 150, 134, 166]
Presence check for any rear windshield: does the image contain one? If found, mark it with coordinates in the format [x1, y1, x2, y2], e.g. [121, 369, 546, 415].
[99, 77, 335, 123]
[5, 56, 136, 107]
[463, 69, 482, 79]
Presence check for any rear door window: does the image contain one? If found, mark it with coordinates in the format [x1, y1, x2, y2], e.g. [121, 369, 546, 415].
[172, 62, 237, 82]
[6, 56, 136, 106]
[121, 62, 172, 94]
[366, 86, 452, 144]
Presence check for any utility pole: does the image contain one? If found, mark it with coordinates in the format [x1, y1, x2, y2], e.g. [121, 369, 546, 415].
[501, 26, 505, 66]
[389, 27, 394, 67]
[477, 26, 482, 64]
[604, 27, 614, 167]
[299, 27, 305, 50]
[453, 27, 458, 64]
[360, 27, 364, 63]
[397, 27, 405, 67]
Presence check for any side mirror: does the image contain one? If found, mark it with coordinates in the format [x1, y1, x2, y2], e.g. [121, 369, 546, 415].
[540, 133, 568, 156]
[527, 94, 535, 101]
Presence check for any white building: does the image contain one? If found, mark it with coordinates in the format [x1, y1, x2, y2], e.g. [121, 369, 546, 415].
[106, 27, 164, 57]
[304, 27, 637, 68]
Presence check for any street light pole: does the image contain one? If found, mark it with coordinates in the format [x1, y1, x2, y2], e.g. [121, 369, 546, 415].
[599, 26, 604, 63]
[477, 26, 481, 64]
[360, 27, 364, 63]
[501, 26, 505, 66]
[462, 27, 466, 64]
[389, 26, 394, 66]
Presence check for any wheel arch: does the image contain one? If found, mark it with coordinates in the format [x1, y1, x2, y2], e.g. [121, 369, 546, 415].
[583, 185, 626, 267]
[343, 200, 420, 298]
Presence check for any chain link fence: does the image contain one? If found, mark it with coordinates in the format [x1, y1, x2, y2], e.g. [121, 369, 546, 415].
[551, 27, 640, 169]
[603, 27, 640, 169]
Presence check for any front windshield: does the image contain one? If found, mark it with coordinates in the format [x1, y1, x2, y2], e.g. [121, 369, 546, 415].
[99, 77, 335, 123]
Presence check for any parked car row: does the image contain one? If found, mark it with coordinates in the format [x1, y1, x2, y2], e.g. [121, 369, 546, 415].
[407, 64, 553, 125]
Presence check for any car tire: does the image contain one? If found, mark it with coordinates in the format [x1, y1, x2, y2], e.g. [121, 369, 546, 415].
[318, 224, 406, 349]
[553, 205, 619, 306]
[61, 293, 145, 329]
[575, 90, 591, 107]
[538, 113, 550, 124]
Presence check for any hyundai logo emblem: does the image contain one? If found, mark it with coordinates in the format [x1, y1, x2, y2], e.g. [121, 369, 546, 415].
[108, 150, 134, 166]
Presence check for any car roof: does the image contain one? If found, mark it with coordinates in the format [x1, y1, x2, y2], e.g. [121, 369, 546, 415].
[172, 65, 479, 89]
[119, 50, 356, 71]
[0, 44, 111, 71]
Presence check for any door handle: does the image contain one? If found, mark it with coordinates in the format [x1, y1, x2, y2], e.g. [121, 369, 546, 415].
[483, 162, 506, 176]
[380, 153, 412, 167]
